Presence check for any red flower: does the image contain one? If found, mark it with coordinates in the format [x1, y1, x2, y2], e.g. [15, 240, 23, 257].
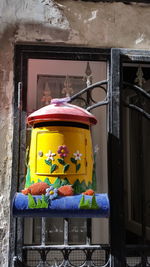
[58, 185, 74, 196]
[57, 145, 69, 158]
[82, 189, 95, 196]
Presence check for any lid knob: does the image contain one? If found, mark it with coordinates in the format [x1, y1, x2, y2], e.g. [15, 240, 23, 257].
[51, 97, 71, 105]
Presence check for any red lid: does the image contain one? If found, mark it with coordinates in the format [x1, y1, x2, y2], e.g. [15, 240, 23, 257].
[27, 97, 97, 126]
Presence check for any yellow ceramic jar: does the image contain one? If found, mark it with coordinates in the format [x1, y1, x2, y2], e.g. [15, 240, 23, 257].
[25, 98, 97, 189]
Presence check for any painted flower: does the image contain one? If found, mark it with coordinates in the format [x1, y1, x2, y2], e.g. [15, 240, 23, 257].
[45, 150, 56, 161]
[73, 150, 82, 160]
[57, 145, 69, 158]
[45, 186, 58, 200]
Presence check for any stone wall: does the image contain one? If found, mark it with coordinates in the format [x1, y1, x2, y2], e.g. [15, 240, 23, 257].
[0, 0, 150, 266]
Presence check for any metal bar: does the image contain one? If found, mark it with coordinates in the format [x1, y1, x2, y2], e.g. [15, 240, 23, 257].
[124, 55, 150, 62]
[137, 111, 146, 261]
[64, 218, 69, 246]
[41, 218, 46, 246]
[139, 97, 148, 253]
[70, 80, 108, 101]
[123, 82, 150, 99]
[14, 45, 110, 62]
[11, 56, 26, 265]
[18, 82, 22, 109]
[86, 219, 91, 245]
[86, 100, 109, 111]
[88, 85, 107, 104]
[13, 256, 24, 267]
[22, 245, 106, 250]
[108, 48, 126, 267]
[118, 49, 150, 60]
[70, 80, 108, 111]
[124, 103, 150, 120]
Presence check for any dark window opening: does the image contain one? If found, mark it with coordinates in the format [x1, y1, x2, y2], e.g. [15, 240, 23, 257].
[123, 65, 150, 246]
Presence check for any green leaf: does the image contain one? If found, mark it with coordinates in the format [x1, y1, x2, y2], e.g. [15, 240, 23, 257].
[41, 195, 48, 208]
[51, 164, 57, 173]
[76, 163, 81, 173]
[73, 179, 88, 194]
[70, 157, 77, 164]
[57, 158, 65, 165]
[28, 194, 36, 209]
[63, 164, 70, 173]
[84, 200, 91, 209]
[44, 195, 49, 204]
[79, 195, 91, 209]
[36, 198, 42, 208]
[53, 177, 62, 188]
[44, 178, 51, 186]
[90, 194, 99, 210]
[80, 180, 87, 192]
[25, 167, 31, 188]
[45, 159, 52, 166]
[72, 179, 82, 194]
[79, 195, 85, 208]
[61, 177, 70, 186]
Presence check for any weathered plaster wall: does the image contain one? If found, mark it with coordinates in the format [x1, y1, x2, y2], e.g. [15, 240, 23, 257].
[0, 0, 150, 266]
[1, 0, 150, 47]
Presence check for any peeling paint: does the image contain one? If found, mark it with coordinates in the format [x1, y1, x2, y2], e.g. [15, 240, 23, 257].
[135, 33, 145, 45]
[88, 10, 98, 22]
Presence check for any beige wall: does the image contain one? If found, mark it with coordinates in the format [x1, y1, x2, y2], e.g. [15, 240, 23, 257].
[0, 0, 150, 266]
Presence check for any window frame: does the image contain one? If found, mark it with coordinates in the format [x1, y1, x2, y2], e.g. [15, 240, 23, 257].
[110, 48, 150, 267]
[10, 45, 110, 267]
[10, 46, 150, 267]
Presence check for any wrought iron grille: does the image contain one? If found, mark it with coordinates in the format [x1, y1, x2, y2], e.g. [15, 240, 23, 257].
[123, 82, 150, 120]
[14, 248, 111, 267]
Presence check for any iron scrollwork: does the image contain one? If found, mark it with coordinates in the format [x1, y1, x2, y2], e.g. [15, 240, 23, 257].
[70, 80, 109, 111]
[123, 82, 150, 120]
[14, 247, 111, 267]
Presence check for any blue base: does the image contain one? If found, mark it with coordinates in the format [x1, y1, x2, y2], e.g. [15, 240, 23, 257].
[13, 193, 109, 218]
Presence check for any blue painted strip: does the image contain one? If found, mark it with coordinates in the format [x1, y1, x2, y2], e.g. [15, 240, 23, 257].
[13, 193, 110, 218]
